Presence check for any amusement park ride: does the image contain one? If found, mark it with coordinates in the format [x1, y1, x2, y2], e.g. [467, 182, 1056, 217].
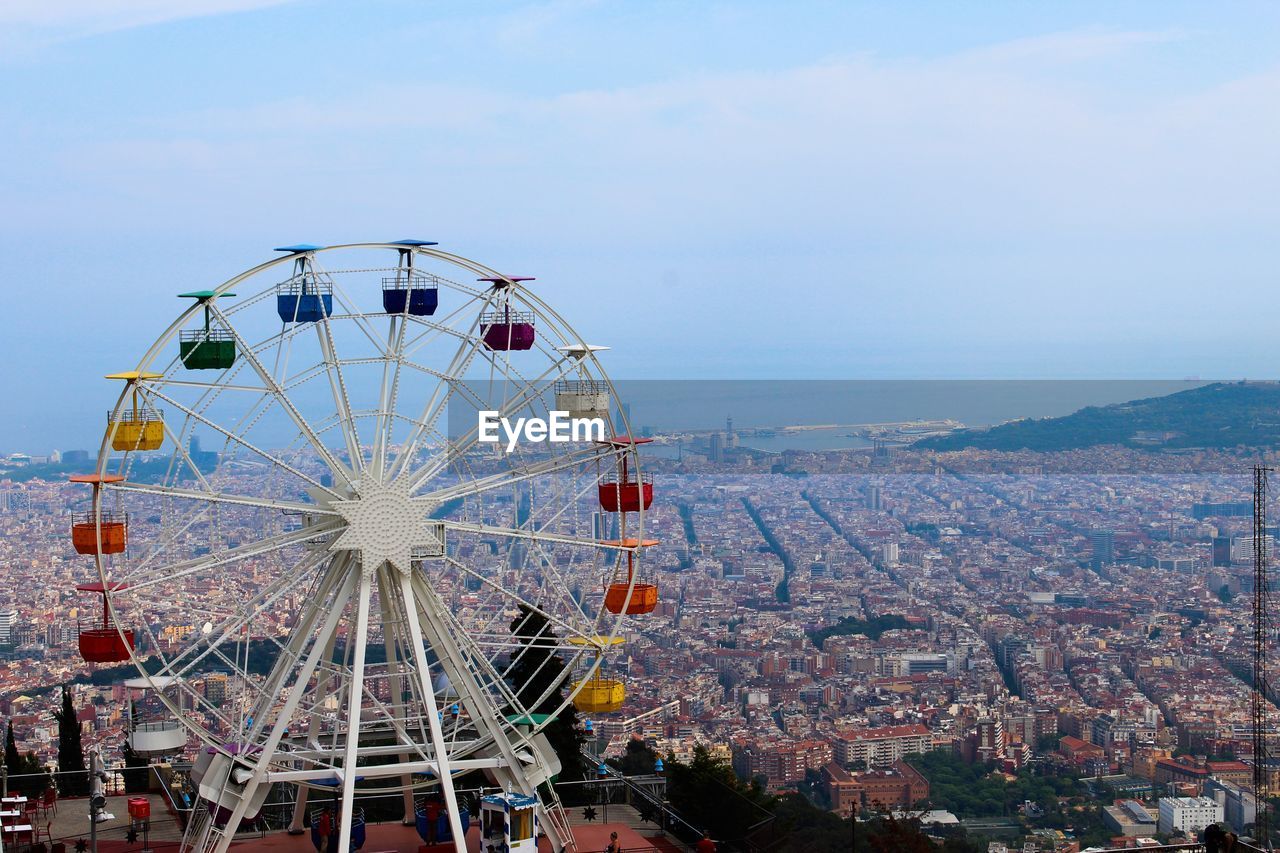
[68, 243, 659, 853]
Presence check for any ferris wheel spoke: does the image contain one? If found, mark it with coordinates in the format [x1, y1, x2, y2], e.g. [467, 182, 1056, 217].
[372, 300, 498, 481]
[398, 288, 494, 363]
[209, 302, 358, 490]
[422, 447, 608, 506]
[107, 481, 336, 515]
[143, 384, 340, 498]
[150, 378, 275, 393]
[434, 590, 575, 716]
[372, 314, 406, 479]
[440, 519, 637, 553]
[239, 553, 355, 741]
[220, 566, 361, 835]
[127, 386, 222, 491]
[395, 571, 468, 844]
[160, 549, 333, 684]
[405, 359, 585, 492]
[406, 571, 542, 758]
[124, 523, 340, 592]
[323, 273, 399, 359]
[312, 292, 367, 475]
[438, 555, 594, 643]
[387, 309, 496, 482]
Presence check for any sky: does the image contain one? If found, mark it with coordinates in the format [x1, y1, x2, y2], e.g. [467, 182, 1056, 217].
[2, 1, 1280, 450]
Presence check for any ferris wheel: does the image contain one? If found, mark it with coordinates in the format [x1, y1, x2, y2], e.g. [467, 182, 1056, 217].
[67, 242, 659, 853]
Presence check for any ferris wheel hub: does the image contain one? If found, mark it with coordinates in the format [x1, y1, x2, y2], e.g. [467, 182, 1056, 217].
[327, 475, 440, 575]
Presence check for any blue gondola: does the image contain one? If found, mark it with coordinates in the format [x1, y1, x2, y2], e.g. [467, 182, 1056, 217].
[383, 240, 440, 316]
[309, 806, 365, 852]
[277, 283, 333, 323]
[274, 244, 333, 324]
[382, 274, 438, 316]
[415, 798, 470, 846]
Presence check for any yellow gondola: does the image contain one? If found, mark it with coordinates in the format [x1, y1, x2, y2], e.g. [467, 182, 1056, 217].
[105, 372, 164, 451]
[573, 674, 625, 713]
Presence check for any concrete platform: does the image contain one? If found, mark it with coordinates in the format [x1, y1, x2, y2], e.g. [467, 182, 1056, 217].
[30, 796, 673, 853]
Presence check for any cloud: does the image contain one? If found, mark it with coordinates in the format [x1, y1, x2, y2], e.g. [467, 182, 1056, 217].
[89, 28, 1273, 245]
[492, 0, 602, 49]
[957, 27, 1184, 65]
[7, 24, 1279, 382]
[0, 0, 298, 47]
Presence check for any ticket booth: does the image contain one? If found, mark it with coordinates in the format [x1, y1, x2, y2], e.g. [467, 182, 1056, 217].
[480, 792, 536, 853]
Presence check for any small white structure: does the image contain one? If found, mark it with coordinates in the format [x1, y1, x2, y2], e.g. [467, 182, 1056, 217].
[481, 792, 537, 853]
[1157, 795, 1223, 835]
[125, 676, 187, 757]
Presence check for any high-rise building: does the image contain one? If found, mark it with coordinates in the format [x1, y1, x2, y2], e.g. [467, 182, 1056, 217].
[189, 435, 219, 471]
[867, 485, 883, 511]
[975, 717, 1004, 762]
[1213, 535, 1234, 567]
[204, 673, 228, 704]
[1192, 501, 1252, 520]
[46, 623, 75, 648]
[881, 542, 899, 565]
[1090, 529, 1115, 568]
[0, 610, 20, 646]
[709, 432, 724, 463]
[508, 541, 528, 570]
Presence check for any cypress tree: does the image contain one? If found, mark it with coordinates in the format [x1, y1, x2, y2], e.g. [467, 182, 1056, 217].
[506, 605, 586, 786]
[54, 685, 88, 796]
[4, 721, 20, 774]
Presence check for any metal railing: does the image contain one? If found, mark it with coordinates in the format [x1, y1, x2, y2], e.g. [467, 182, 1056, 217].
[1092, 844, 1268, 853]
[566, 751, 709, 847]
[381, 273, 440, 290]
[179, 329, 234, 342]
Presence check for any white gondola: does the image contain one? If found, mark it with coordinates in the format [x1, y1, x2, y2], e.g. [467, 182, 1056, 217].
[125, 676, 188, 757]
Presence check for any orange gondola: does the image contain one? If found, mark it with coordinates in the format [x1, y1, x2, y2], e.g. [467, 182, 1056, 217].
[71, 511, 128, 555]
[599, 539, 660, 616]
[69, 474, 128, 555]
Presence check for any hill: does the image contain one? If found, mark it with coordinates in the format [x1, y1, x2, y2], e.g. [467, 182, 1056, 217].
[914, 381, 1280, 452]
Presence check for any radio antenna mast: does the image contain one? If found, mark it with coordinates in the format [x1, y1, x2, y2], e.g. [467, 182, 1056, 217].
[1254, 464, 1273, 849]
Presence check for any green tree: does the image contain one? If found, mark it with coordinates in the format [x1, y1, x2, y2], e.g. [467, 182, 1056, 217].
[610, 738, 657, 776]
[664, 745, 776, 845]
[121, 741, 150, 794]
[4, 721, 19, 774]
[54, 685, 88, 796]
[5, 722, 47, 797]
[506, 606, 586, 787]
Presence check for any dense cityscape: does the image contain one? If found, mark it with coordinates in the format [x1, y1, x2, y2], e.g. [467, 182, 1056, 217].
[2, 422, 1275, 852]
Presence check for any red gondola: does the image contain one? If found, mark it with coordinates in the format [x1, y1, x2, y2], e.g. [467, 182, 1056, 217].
[76, 582, 134, 663]
[597, 436, 654, 512]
